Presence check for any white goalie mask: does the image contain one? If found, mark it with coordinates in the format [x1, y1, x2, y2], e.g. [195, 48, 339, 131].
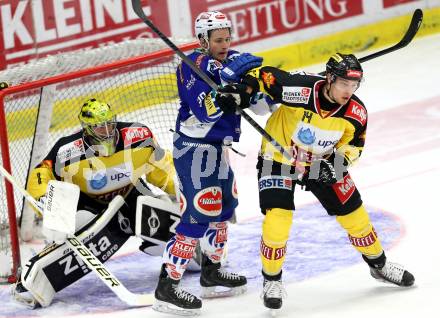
[194, 11, 232, 44]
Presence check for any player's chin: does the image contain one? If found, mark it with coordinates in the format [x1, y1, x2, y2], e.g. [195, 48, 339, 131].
[216, 52, 227, 61]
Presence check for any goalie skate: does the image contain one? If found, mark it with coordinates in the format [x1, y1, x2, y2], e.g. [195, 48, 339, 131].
[11, 281, 40, 309]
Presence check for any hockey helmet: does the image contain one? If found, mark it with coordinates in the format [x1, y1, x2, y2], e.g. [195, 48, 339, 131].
[326, 53, 363, 81]
[79, 98, 117, 156]
[194, 11, 231, 43]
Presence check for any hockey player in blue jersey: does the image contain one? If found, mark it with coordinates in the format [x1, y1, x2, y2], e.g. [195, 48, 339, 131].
[152, 11, 267, 315]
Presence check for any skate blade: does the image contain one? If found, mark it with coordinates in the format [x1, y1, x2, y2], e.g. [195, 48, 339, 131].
[269, 308, 281, 317]
[201, 285, 247, 299]
[152, 300, 201, 316]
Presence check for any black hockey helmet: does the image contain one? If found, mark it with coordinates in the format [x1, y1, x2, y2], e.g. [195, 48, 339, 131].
[326, 53, 363, 81]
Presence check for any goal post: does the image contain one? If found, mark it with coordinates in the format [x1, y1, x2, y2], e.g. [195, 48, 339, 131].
[0, 38, 198, 284]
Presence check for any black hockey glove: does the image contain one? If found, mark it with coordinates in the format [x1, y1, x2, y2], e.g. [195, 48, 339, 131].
[308, 158, 338, 185]
[216, 84, 251, 114]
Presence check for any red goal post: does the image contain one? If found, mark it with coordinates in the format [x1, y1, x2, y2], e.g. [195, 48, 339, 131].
[0, 38, 198, 284]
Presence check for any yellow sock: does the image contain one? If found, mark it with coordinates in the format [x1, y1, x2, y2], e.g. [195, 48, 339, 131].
[260, 208, 293, 275]
[336, 205, 383, 257]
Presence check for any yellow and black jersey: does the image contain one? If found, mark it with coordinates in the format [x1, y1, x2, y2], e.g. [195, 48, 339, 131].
[247, 66, 367, 167]
[27, 122, 176, 204]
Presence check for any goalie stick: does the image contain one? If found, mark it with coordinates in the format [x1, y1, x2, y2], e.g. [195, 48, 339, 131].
[0, 165, 154, 307]
[132, 1, 422, 162]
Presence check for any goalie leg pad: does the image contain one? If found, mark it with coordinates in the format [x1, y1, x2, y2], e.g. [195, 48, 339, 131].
[135, 195, 181, 256]
[261, 208, 293, 276]
[19, 196, 130, 307]
[336, 205, 383, 257]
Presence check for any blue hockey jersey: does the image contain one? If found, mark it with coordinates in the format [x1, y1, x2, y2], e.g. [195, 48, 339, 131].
[175, 49, 242, 143]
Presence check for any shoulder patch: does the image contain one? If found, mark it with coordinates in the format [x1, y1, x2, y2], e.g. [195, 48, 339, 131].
[344, 100, 367, 126]
[121, 127, 153, 147]
[207, 59, 223, 75]
[57, 138, 85, 163]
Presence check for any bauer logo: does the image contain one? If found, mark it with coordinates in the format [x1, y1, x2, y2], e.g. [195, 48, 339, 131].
[345, 101, 367, 126]
[258, 176, 292, 191]
[57, 138, 85, 163]
[121, 127, 153, 147]
[332, 174, 356, 204]
[193, 187, 222, 216]
[282, 86, 311, 104]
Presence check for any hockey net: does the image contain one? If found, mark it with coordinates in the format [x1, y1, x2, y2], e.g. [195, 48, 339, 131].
[0, 38, 198, 284]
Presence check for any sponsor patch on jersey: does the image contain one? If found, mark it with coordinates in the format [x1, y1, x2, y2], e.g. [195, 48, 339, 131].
[345, 100, 367, 126]
[258, 176, 293, 191]
[292, 123, 343, 155]
[86, 163, 133, 194]
[121, 127, 153, 147]
[297, 127, 316, 145]
[193, 186, 222, 216]
[185, 74, 196, 90]
[57, 138, 85, 163]
[90, 173, 108, 190]
[262, 71, 275, 88]
[332, 173, 356, 204]
[282, 86, 311, 104]
[205, 93, 217, 116]
[207, 59, 223, 75]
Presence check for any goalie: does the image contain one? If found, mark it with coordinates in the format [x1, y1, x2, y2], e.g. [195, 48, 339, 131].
[13, 98, 191, 308]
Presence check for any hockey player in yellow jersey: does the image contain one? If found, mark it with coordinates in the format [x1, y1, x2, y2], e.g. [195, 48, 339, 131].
[14, 99, 184, 308]
[236, 53, 415, 310]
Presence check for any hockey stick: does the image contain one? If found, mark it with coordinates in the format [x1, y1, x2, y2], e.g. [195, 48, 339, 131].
[131, 0, 295, 163]
[0, 165, 154, 307]
[318, 9, 423, 75]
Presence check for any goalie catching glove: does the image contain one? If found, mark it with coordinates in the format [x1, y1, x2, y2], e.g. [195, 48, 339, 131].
[215, 84, 252, 114]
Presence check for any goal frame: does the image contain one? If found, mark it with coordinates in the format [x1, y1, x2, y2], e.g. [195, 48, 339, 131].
[0, 41, 198, 283]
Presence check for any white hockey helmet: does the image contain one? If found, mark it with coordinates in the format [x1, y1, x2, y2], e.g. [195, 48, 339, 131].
[194, 11, 232, 43]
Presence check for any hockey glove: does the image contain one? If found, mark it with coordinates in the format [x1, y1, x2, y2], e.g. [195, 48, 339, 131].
[216, 84, 251, 114]
[220, 53, 263, 83]
[308, 158, 338, 185]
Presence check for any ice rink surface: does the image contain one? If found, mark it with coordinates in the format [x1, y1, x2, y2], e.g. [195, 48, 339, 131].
[1, 32, 439, 318]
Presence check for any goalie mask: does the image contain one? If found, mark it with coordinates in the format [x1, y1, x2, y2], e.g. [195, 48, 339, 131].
[79, 99, 117, 156]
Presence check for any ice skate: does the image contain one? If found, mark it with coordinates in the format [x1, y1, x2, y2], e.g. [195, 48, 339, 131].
[200, 255, 247, 298]
[369, 261, 415, 287]
[261, 273, 286, 316]
[11, 280, 41, 309]
[153, 266, 202, 316]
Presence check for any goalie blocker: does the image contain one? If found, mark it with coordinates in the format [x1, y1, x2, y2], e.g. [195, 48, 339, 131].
[16, 193, 185, 308]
